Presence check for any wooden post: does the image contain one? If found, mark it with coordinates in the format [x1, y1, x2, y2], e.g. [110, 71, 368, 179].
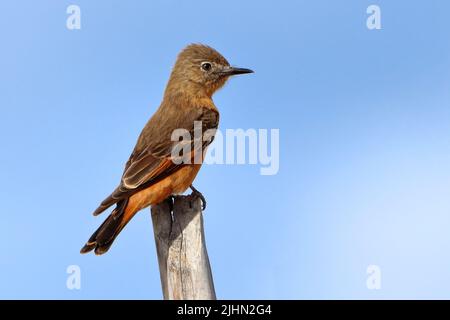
[151, 194, 216, 300]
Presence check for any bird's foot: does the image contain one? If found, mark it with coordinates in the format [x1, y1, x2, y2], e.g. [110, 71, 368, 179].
[189, 185, 206, 210]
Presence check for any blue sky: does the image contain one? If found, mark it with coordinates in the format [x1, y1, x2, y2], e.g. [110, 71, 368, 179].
[0, 0, 450, 299]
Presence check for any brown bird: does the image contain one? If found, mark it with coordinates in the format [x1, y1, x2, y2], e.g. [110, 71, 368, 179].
[81, 44, 253, 255]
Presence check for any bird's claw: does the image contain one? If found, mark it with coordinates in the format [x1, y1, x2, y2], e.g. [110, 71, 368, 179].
[189, 185, 206, 210]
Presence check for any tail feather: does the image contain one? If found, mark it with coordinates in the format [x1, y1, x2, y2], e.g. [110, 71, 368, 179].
[92, 194, 118, 216]
[81, 199, 131, 255]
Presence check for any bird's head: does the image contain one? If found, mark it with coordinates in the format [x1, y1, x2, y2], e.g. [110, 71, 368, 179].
[166, 44, 253, 98]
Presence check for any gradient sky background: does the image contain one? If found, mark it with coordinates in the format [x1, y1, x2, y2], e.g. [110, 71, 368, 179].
[1, 0, 450, 299]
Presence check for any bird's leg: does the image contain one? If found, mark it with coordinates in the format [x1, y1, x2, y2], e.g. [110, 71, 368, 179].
[189, 185, 206, 210]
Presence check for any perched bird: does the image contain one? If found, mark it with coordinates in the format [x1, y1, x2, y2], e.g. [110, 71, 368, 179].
[81, 44, 253, 255]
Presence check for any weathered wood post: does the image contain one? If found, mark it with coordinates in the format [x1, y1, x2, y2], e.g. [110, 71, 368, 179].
[151, 194, 216, 300]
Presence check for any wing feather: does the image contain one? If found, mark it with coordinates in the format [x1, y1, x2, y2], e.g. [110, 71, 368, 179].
[92, 103, 219, 215]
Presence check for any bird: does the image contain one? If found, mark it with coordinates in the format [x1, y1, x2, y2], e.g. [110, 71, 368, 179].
[80, 44, 253, 255]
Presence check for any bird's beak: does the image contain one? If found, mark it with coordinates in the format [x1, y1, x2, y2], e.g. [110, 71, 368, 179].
[219, 66, 254, 76]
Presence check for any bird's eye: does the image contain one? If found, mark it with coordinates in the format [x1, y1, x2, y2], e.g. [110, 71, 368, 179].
[201, 62, 212, 71]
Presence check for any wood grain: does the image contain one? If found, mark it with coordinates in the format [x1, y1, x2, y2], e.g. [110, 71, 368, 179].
[151, 195, 216, 300]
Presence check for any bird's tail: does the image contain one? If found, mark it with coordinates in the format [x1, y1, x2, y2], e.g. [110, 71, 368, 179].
[80, 198, 134, 255]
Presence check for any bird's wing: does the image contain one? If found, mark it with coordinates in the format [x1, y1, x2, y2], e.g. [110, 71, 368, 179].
[93, 104, 219, 215]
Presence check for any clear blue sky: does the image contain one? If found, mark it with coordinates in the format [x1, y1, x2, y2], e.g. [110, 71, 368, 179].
[1, 0, 450, 299]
